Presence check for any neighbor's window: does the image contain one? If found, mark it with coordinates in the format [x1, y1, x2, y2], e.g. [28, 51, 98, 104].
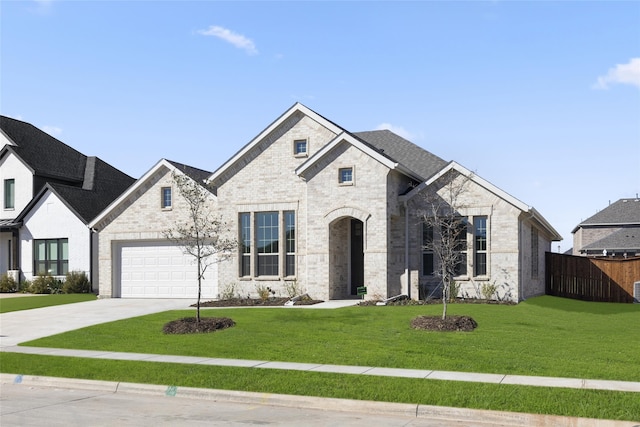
[239, 213, 251, 277]
[34, 238, 68, 276]
[285, 211, 296, 277]
[161, 187, 172, 209]
[422, 223, 434, 275]
[474, 216, 487, 276]
[293, 139, 308, 156]
[339, 167, 353, 185]
[4, 179, 15, 209]
[256, 212, 279, 276]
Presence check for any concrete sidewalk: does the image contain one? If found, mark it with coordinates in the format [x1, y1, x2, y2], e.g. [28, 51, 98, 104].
[2, 344, 640, 393]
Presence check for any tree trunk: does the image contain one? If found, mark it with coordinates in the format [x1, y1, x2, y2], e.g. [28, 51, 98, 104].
[196, 257, 202, 324]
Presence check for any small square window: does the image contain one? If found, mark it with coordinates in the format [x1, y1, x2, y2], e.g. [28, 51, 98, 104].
[161, 187, 172, 209]
[339, 167, 353, 185]
[294, 139, 307, 156]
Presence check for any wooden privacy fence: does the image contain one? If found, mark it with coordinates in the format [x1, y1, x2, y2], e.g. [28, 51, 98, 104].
[546, 252, 640, 303]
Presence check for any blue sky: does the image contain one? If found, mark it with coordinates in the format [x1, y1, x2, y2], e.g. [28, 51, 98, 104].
[2, 0, 639, 252]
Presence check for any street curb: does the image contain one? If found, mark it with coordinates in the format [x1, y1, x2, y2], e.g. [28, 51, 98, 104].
[1, 374, 637, 426]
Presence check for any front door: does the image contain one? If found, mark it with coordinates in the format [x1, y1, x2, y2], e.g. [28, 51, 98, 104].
[350, 219, 364, 295]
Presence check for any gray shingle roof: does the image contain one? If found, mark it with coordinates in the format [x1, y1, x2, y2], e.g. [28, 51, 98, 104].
[353, 130, 448, 180]
[1, 115, 86, 183]
[166, 160, 212, 185]
[582, 226, 640, 252]
[578, 198, 640, 227]
[2, 115, 135, 224]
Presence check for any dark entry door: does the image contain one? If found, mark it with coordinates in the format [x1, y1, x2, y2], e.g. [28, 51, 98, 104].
[350, 219, 364, 295]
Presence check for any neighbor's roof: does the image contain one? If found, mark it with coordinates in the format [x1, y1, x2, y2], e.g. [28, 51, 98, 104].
[581, 226, 640, 252]
[166, 160, 212, 185]
[1, 115, 86, 182]
[354, 130, 448, 181]
[573, 198, 640, 232]
[16, 158, 135, 224]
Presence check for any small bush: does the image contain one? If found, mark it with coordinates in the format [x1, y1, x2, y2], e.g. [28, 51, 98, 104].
[0, 274, 18, 293]
[481, 283, 498, 300]
[28, 275, 63, 294]
[255, 284, 276, 301]
[284, 279, 304, 298]
[449, 281, 461, 301]
[63, 271, 91, 294]
[219, 282, 237, 300]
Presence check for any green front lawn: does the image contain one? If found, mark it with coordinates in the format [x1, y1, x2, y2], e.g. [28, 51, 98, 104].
[4, 296, 639, 421]
[22, 296, 640, 381]
[0, 293, 96, 313]
[1, 353, 638, 421]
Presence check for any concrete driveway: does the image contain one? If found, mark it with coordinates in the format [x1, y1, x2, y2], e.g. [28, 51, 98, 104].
[0, 298, 194, 347]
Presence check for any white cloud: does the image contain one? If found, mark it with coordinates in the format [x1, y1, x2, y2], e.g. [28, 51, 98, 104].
[375, 123, 415, 140]
[593, 58, 640, 89]
[29, 0, 54, 14]
[42, 125, 62, 137]
[197, 25, 258, 55]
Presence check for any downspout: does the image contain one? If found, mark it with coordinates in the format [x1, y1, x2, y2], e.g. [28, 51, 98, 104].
[404, 200, 411, 299]
[89, 227, 96, 293]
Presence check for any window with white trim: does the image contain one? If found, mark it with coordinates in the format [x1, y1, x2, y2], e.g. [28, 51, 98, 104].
[239, 210, 297, 278]
[293, 139, 308, 157]
[474, 216, 487, 276]
[339, 167, 353, 185]
[422, 223, 434, 275]
[161, 187, 172, 209]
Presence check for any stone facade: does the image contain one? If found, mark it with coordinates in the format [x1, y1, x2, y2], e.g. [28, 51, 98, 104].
[93, 103, 560, 302]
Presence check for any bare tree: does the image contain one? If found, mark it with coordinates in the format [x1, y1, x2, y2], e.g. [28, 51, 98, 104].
[420, 168, 473, 319]
[163, 172, 237, 323]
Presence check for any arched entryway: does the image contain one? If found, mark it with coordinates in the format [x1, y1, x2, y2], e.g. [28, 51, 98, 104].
[328, 216, 365, 299]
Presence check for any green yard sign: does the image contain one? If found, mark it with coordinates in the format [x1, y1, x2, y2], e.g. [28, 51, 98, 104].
[357, 286, 367, 296]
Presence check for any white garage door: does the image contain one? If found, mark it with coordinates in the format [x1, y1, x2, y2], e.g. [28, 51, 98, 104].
[119, 242, 217, 298]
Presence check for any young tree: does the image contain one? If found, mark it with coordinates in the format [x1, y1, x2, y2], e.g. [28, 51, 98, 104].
[420, 167, 473, 319]
[163, 172, 236, 323]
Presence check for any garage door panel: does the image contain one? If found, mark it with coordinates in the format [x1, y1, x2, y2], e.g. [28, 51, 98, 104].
[119, 242, 217, 298]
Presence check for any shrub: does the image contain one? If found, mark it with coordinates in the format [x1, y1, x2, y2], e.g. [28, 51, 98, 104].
[0, 273, 18, 293]
[255, 284, 275, 301]
[284, 279, 304, 298]
[481, 283, 498, 300]
[28, 275, 63, 294]
[449, 281, 461, 301]
[62, 271, 91, 294]
[219, 282, 237, 300]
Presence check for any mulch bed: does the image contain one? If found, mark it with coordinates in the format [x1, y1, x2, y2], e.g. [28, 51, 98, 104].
[410, 315, 478, 332]
[195, 297, 323, 307]
[163, 316, 236, 334]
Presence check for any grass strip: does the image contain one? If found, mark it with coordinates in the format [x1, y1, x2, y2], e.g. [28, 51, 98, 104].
[23, 296, 640, 381]
[0, 294, 96, 313]
[1, 352, 638, 421]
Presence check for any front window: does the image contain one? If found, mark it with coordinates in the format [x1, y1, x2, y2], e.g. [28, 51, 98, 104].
[474, 216, 487, 276]
[239, 213, 251, 276]
[4, 179, 15, 209]
[285, 211, 296, 277]
[256, 212, 279, 276]
[161, 187, 172, 209]
[294, 139, 307, 156]
[441, 218, 467, 276]
[34, 238, 68, 276]
[339, 167, 353, 185]
[422, 223, 434, 275]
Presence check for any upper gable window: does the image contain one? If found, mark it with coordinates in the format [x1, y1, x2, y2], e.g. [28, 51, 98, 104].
[338, 167, 354, 185]
[4, 179, 15, 209]
[161, 187, 172, 209]
[293, 139, 308, 157]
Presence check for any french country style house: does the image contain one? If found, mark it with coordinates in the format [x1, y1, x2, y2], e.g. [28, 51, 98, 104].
[0, 115, 135, 287]
[91, 103, 561, 302]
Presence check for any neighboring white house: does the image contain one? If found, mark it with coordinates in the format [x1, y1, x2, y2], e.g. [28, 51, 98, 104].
[92, 103, 562, 302]
[0, 116, 135, 287]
